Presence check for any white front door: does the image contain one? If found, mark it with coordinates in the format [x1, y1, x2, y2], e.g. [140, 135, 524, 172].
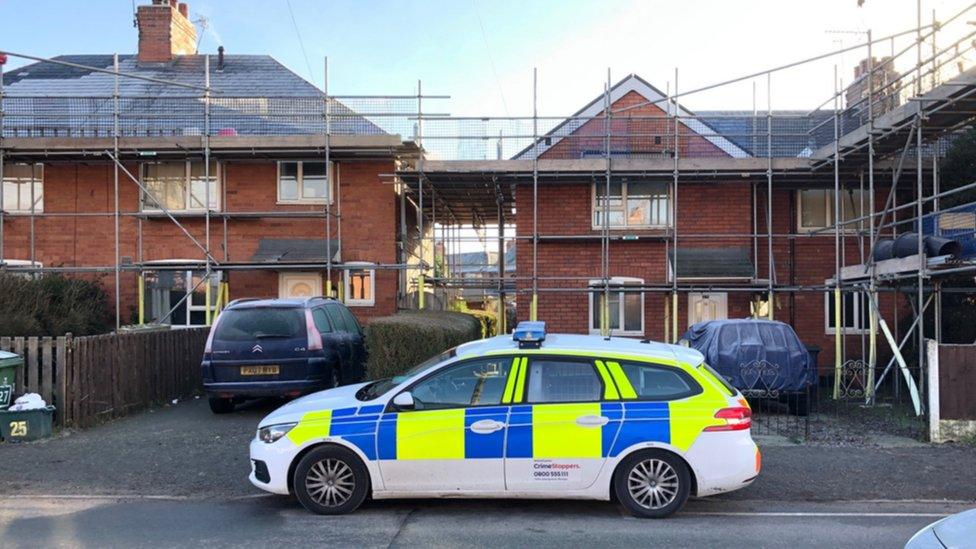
[279, 272, 322, 298]
[688, 292, 728, 327]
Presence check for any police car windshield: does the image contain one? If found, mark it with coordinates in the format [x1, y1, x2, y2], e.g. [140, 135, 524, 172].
[355, 348, 457, 401]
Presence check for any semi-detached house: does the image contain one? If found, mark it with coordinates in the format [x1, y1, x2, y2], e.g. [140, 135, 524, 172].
[1, 0, 412, 327]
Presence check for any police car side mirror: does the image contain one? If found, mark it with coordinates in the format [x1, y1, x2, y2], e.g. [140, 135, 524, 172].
[392, 392, 415, 410]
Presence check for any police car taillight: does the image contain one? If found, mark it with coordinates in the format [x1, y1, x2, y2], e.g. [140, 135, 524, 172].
[305, 309, 323, 351]
[703, 407, 752, 432]
[513, 321, 546, 349]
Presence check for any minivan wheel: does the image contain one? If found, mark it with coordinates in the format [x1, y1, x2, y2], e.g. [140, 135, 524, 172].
[208, 397, 235, 414]
[294, 445, 369, 515]
[614, 450, 690, 518]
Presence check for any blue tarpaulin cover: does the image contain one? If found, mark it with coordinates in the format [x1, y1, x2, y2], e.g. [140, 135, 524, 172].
[680, 319, 814, 392]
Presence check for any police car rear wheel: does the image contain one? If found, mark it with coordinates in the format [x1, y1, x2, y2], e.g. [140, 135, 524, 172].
[294, 446, 368, 515]
[615, 450, 690, 518]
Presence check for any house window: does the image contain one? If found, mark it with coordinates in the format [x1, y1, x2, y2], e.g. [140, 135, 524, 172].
[825, 290, 869, 334]
[588, 277, 644, 336]
[278, 161, 332, 204]
[2, 163, 44, 213]
[0, 259, 43, 279]
[344, 263, 375, 306]
[688, 292, 728, 327]
[797, 189, 864, 232]
[593, 178, 669, 229]
[144, 268, 221, 327]
[142, 161, 219, 212]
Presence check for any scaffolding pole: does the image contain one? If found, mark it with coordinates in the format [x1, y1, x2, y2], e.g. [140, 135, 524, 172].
[113, 53, 121, 330]
[204, 54, 213, 326]
[766, 72, 774, 321]
[531, 67, 539, 321]
[832, 64, 843, 400]
[867, 30, 878, 400]
[672, 68, 680, 342]
[601, 69, 611, 338]
[325, 57, 333, 299]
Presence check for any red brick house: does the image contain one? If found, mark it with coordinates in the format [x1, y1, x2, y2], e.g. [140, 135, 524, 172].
[1, 0, 410, 327]
[510, 74, 902, 368]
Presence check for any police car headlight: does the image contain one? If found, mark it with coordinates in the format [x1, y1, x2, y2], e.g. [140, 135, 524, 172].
[258, 423, 297, 444]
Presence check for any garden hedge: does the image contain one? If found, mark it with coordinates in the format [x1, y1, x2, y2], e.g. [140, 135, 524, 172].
[0, 273, 111, 336]
[365, 310, 483, 379]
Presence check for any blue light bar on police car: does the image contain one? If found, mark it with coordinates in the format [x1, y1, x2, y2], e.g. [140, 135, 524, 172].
[513, 321, 546, 349]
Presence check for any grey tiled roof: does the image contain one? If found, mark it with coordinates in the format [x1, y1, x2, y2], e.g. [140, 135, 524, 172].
[670, 247, 754, 280]
[2, 55, 385, 137]
[251, 238, 340, 263]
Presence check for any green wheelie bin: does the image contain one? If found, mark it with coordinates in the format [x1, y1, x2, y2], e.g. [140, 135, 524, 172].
[0, 350, 23, 410]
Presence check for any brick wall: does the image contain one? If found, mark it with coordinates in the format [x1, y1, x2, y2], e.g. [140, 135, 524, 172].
[540, 91, 726, 159]
[1, 157, 398, 324]
[516, 178, 907, 371]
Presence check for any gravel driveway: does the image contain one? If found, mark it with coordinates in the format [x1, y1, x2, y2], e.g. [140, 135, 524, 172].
[1, 398, 975, 502]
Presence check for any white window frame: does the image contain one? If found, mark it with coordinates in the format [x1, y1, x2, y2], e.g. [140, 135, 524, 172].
[344, 262, 376, 307]
[587, 277, 645, 336]
[277, 161, 333, 205]
[0, 259, 43, 279]
[140, 160, 221, 213]
[824, 290, 869, 335]
[2, 163, 44, 214]
[591, 178, 670, 230]
[796, 188, 865, 233]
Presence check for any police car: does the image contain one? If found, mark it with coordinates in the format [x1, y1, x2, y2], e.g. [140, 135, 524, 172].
[249, 322, 760, 518]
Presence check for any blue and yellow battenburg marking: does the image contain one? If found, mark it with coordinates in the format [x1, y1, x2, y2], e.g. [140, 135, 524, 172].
[284, 357, 725, 459]
[285, 400, 715, 460]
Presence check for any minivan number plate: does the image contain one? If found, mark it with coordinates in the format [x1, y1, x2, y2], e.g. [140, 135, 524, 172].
[240, 365, 279, 376]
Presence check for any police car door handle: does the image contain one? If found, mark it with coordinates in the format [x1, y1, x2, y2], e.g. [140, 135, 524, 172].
[576, 415, 610, 427]
[469, 419, 506, 434]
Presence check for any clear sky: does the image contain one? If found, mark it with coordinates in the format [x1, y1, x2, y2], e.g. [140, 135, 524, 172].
[2, 0, 974, 117]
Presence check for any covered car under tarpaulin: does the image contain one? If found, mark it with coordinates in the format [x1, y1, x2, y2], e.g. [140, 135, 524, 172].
[680, 319, 814, 393]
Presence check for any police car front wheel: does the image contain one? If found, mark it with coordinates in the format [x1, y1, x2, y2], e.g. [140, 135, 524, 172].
[293, 445, 369, 515]
[614, 450, 691, 518]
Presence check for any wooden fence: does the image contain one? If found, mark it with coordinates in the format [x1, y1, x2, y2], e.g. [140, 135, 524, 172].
[927, 340, 976, 442]
[0, 328, 208, 428]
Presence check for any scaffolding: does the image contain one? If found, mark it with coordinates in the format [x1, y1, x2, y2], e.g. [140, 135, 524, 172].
[3, 2, 976, 416]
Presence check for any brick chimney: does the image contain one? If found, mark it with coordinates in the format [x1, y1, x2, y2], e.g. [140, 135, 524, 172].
[136, 0, 197, 63]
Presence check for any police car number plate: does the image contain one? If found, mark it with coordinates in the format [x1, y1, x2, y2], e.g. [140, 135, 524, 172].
[240, 366, 279, 376]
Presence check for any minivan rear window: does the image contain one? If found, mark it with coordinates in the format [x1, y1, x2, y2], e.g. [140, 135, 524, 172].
[214, 308, 305, 341]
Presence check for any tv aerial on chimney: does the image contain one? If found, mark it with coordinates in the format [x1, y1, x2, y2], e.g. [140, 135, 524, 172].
[193, 15, 210, 48]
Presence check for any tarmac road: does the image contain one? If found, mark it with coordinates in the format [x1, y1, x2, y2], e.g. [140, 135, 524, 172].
[2, 398, 975, 547]
[0, 495, 967, 548]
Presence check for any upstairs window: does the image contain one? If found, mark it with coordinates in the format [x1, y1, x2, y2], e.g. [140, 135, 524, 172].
[278, 161, 332, 204]
[593, 178, 669, 229]
[2, 163, 44, 213]
[798, 188, 864, 232]
[142, 161, 219, 212]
